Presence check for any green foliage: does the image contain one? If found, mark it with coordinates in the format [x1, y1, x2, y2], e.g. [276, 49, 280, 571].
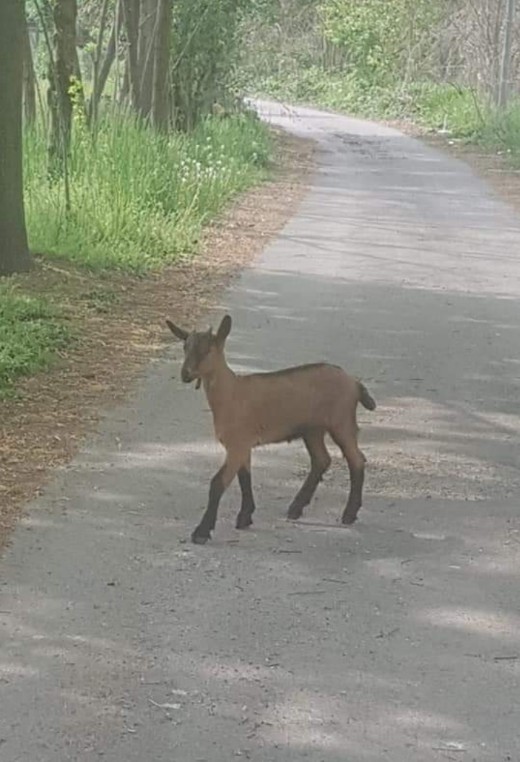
[24, 110, 271, 271]
[477, 102, 520, 162]
[0, 286, 71, 396]
[256, 66, 414, 119]
[171, 0, 248, 129]
[407, 83, 484, 137]
[320, 0, 439, 84]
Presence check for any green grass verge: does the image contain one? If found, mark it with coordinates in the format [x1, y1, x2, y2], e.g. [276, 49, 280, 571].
[0, 285, 71, 398]
[24, 110, 271, 272]
[2, 109, 271, 393]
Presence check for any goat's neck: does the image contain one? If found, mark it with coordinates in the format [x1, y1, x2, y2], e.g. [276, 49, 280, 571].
[202, 354, 236, 413]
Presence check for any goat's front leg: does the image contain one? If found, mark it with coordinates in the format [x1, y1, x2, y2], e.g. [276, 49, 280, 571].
[287, 430, 331, 520]
[192, 452, 241, 544]
[236, 452, 255, 529]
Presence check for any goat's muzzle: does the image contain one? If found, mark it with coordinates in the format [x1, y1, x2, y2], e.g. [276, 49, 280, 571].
[181, 367, 201, 388]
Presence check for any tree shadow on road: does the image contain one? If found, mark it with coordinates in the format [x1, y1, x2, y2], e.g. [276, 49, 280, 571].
[1, 256, 520, 761]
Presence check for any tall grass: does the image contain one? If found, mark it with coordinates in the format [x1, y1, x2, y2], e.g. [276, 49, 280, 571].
[24, 111, 271, 271]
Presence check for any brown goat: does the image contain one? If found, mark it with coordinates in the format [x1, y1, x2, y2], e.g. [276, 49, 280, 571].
[166, 314, 376, 544]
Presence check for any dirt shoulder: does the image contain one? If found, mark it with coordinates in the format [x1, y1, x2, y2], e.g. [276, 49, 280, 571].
[0, 129, 315, 549]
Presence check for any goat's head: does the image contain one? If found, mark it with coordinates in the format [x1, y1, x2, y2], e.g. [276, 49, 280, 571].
[166, 314, 232, 388]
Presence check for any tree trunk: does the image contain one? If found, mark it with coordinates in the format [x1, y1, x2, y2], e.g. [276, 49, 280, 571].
[22, 15, 37, 125]
[89, 0, 111, 125]
[498, 0, 515, 108]
[151, 0, 172, 131]
[121, 0, 141, 110]
[0, 0, 31, 276]
[119, 58, 131, 105]
[89, 1, 124, 122]
[48, 0, 77, 176]
[137, 0, 157, 119]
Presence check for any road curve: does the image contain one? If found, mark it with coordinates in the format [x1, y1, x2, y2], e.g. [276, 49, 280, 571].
[1, 101, 520, 761]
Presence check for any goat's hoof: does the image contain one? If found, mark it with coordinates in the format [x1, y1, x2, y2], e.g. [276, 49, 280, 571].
[287, 506, 303, 521]
[235, 513, 253, 530]
[341, 512, 358, 526]
[191, 528, 210, 544]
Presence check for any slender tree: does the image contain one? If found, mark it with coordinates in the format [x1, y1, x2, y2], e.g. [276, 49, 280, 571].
[47, 0, 77, 175]
[23, 13, 37, 125]
[121, 0, 141, 109]
[498, 0, 516, 108]
[152, 0, 173, 130]
[0, 0, 31, 276]
[89, 0, 124, 123]
[137, 0, 157, 119]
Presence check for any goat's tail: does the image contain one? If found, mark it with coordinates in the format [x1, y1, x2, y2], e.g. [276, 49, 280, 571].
[357, 380, 376, 411]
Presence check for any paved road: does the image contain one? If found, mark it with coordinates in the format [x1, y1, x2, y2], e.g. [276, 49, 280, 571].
[1, 101, 520, 761]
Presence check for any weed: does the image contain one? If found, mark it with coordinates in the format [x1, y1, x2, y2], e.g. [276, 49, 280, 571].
[0, 285, 71, 397]
[81, 287, 120, 314]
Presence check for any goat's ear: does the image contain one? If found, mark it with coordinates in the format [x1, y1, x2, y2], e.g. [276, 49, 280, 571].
[216, 314, 232, 345]
[165, 319, 188, 341]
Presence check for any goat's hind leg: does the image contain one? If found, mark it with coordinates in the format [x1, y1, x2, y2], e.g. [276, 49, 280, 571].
[287, 429, 331, 520]
[236, 453, 256, 530]
[331, 426, 365, 525]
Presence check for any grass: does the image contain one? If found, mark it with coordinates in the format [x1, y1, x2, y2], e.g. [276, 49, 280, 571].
[0, 285, 71, 397]
[24, 110, 271, 272]
[1, 109, 272, 393]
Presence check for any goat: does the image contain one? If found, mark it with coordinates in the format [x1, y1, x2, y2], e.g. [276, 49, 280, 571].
[166, 314, 376, 544]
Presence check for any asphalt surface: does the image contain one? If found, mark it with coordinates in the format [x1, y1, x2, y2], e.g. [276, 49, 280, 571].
[1, 101, 520, 761]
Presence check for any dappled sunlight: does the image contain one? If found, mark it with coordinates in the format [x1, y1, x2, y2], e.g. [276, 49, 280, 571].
[258, 689, 473, 759]
[364, 556, 413, 580]
[194, 656, 293, 685]
[378, 706, 466, 734]
[2, 102, 520, 759]
[417, 606, 520, 643]
[468, 409, 520, 434]
[468, 554, 520, 576]
[0, 661, 40, 678]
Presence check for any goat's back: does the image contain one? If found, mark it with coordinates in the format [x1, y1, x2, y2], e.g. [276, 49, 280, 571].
[226, 363, 362, 447]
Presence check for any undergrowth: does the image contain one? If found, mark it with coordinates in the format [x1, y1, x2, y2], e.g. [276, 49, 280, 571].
[0, 285, 71, 397]
[24, 111, 271, 272]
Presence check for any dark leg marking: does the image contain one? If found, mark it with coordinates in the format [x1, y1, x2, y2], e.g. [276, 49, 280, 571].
[236, 467, 256, 529]
[287, 429, 331, 520]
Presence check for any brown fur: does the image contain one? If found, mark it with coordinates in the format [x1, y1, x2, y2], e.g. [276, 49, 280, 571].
[166, 315, 376, 544]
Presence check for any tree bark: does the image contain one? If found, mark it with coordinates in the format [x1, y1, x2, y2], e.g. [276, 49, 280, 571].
[22, 15, 37, 125]
[89, 1, 124, 121]
[151, 0, 173, 130]
[48, 0, 77, 176]
[89, 0, 111, 125]
[498, 0, 515, 108]
[121, 0, 141, 110]
[137, 0, 157, 119]
[0, 0, 31, 276]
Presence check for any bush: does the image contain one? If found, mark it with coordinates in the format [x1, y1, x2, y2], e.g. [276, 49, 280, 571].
[479, 103, 520, 161]
[408, 83, 484, 137]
